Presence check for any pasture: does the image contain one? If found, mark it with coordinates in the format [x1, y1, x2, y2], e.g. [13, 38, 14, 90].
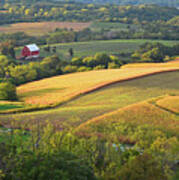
[0, 21, 91, 36]
[0, 71, 178, 132]
[16, 39, 179, 59]
[156, 96, 179, 114]
[41, 39, 179, 57]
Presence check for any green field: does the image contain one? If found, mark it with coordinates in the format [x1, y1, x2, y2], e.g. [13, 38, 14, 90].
[0, 104, 24, 111]
[90, 22, 135, 32]
[0, 71, 178, 131]
[16, 39, 179, 59]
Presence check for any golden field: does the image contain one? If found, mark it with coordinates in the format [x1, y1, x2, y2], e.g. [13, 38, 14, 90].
[156, 96, 179, 113]
[0, 21, 91, 36]
[121, 60, 179, 69]
[76, 100, 179, 142]
[0, 71, 178, 132]
[17, 64, 179, 107]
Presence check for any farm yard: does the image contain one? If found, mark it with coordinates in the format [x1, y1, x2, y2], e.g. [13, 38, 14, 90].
[15, 39, 179, 59]
[0, 21, 91, 36]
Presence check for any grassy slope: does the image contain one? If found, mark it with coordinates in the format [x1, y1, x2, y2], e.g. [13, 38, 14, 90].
[16, 39, 179, 58]
[76, 101, 179, 139]
[156, 96, 179, 113]
[17, 62, 179, 106]
[0, 71, 178, 130]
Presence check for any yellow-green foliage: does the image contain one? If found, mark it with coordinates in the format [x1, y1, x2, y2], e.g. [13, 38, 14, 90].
[76, 101, 179, 141]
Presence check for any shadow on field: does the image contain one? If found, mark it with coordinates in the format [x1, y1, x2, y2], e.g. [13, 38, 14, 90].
[19, 88, 66, 98]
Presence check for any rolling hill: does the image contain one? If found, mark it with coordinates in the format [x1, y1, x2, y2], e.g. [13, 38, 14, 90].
[16, 61, 179, 107]
[0, 62, 178, 132]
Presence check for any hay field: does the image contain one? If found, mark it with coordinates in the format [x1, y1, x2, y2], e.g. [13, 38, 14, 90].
[1, 71, 178, 130]
[17, 64, 179, 106]
[76, 101, 179, 142]
[121, 60, 179, 69]
[156, 96, 179, 113]
[0, 22, 91, 36]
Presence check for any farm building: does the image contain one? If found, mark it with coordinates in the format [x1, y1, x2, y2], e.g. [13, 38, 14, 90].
[21, 44, 40, 59]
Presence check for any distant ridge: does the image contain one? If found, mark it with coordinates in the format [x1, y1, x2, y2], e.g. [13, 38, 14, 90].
[71, 0, 179, 7]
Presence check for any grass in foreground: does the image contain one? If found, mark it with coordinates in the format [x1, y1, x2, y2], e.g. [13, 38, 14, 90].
[1, 71, 178, 130]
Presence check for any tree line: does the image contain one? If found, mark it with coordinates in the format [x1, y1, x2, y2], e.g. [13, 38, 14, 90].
[132, 42, 179, 62]
[71, 0, 179, 7]
[0, 3, 178, 25]
[0, 23, 179, 50]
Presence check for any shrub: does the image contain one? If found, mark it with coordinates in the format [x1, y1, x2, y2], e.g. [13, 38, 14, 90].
[71, 57, 83, 66]
[83, 56, 97, 68]
[62, 65, 78, 74]
[77, 66, 92, 72]
[110, 55, 122, 66]
[93, 65, 105, 70]
[108, 62, 120, 69]
[94, 53, 111, 68]
[0, 82, 17, 100]
[6, 151, 96, 180]
[117, 153, 168, 180]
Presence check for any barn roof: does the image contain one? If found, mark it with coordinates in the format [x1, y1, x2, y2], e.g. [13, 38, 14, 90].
[26, 44, 39, 52]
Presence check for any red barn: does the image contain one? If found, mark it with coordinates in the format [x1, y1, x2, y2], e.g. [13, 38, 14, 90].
[21, 44, 40, 59]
